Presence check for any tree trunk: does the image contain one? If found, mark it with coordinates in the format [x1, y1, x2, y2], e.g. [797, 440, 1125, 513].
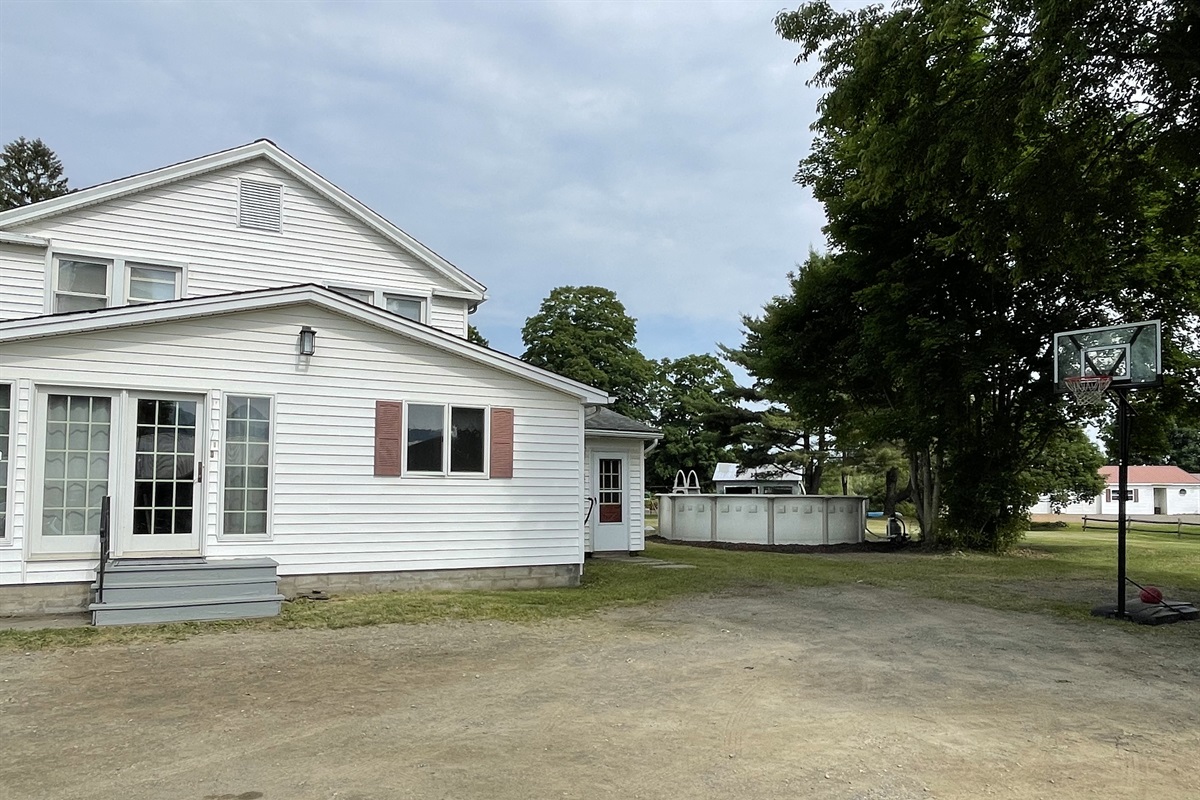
[908, 446, 943, 545]
[882, 467, 911, 517]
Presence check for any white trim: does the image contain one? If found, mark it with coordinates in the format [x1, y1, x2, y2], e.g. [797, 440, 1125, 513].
[0, 381, 12, 544]
[0, 231, 49, 247]
[584, 429, 662, 440]
[0, 285, 611, 404]
[0, 140, 487, 300]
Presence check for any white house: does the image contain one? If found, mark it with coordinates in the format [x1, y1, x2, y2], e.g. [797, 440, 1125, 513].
[1031, 465, 1200, 516]
[0, 140, 658, 623]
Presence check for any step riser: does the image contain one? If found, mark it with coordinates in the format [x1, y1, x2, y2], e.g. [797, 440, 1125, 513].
[92, 599, 283, 626]
[98, 566, 278, 587]
[96, 581, 281, 605]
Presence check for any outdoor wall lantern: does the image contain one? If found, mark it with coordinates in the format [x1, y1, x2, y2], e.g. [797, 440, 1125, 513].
[299, 326, 317, 356]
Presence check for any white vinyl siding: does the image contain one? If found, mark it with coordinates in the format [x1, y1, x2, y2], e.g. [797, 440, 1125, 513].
[0, 244, 48, 320]
[0, 305, 584, 584]
[6, 159, 473, 335]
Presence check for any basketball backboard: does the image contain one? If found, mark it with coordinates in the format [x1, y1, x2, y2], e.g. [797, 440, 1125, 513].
[1053, 320, 1162, 393]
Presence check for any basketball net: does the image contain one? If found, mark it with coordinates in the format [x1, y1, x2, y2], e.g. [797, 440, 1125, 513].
[1064, 375, 1112, 407]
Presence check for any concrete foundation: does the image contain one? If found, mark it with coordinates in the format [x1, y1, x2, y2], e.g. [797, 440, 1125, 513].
[277, 564, 581, 598]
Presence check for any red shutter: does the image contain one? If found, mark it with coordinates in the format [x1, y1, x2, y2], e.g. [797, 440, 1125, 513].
[375, 401, 403, 477]
[490, 408, 514, 478]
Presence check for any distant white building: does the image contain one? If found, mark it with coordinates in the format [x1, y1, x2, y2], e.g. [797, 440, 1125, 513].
[1031, 465, 1200, 516]
[712, 463, 805, 495]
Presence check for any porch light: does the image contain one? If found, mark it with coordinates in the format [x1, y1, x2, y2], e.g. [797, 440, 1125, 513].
[299, 326, 317, 356]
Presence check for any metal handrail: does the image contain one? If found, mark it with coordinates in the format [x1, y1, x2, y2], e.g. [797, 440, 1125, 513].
[96, 496, 111, 604]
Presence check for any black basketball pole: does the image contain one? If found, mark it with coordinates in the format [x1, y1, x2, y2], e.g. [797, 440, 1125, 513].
[1116, 389, 1130, 619]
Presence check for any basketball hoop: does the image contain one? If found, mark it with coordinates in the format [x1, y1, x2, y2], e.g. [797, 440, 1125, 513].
[1064, 375, 1112, 406]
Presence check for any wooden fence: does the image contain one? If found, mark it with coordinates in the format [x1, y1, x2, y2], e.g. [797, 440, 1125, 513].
[1081, 516, 1200, 537]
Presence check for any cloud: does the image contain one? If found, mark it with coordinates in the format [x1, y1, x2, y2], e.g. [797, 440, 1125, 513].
[0, 0, 829, 364]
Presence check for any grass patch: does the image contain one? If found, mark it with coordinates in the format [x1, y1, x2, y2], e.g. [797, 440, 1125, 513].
[4, 528, 1199, 650]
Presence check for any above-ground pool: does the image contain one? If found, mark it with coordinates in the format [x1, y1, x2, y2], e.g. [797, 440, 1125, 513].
[656, 494, 867, 546]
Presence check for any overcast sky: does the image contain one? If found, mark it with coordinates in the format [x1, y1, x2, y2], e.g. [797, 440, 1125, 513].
[0, 0, 828, 363]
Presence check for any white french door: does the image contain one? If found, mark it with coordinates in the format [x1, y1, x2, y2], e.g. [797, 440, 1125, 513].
[31, 390, 205, 558]
[121, 395, 203, 556]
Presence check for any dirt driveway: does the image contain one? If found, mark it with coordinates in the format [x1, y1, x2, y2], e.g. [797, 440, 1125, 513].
[3, 587, 1198, 800]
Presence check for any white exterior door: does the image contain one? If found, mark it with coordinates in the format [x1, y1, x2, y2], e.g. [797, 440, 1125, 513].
[120, 395, 204, 557]
[592, 452, 630, 552]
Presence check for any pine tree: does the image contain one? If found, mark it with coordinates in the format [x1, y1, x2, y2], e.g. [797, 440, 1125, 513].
[1, 137, 70, 210]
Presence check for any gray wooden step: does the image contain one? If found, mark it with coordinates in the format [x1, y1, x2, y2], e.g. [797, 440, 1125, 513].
[95, 576, 282, 605]
[97, 557, 279, 587]
[89, 557, 282, 626]
[90, 595, 284, 626]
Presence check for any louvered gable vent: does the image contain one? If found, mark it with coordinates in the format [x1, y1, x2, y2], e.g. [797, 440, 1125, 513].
[238, 178, 283, 232]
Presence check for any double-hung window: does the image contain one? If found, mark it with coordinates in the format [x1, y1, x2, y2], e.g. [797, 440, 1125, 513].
[127, 264, 181, 303]
[54, 258, 110, 312]
[405, 404, 486, 474]
[384, 294, 424, 322]
[52, 255, 182, 312]
[328, 285, 427, 323]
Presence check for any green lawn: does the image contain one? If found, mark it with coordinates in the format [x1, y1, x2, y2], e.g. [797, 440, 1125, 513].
[4, 528, 1198, 650]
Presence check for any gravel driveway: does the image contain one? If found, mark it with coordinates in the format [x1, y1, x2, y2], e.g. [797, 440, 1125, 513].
[3, 586, 1198, 799]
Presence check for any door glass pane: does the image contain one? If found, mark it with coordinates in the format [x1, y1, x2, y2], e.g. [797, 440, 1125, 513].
[42, 394, 109, 537]
[132, 399, 197, 536]
[223, 395, 271, 536]
[598, 458, 623, 523]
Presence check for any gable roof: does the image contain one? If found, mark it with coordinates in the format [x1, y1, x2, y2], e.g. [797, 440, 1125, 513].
[0, 139, 487, 301]
[1098, 465, 1200, 485]
[584, 406, 661, 439]
[0, 284, 607, 404]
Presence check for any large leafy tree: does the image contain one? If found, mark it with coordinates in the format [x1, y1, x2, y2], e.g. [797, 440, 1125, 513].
[0, 137, 69, 210]
[748, 1, 1200, 549]
[521, 286, 657, 420]
[645, 354, 753, 490]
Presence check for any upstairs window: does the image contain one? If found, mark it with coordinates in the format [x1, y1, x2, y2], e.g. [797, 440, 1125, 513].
[330, 286, 374, 304]
[328, 285, 427, 323]
[238, 179, 283, 232]
[54, 258, 109, 312]
[385, 294, 424, 322]
[52, 255, 182, 312]
[127, 264, 181, 304]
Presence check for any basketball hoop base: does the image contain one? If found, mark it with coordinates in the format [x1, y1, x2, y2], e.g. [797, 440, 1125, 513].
[1091, 598, 1199, 626]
